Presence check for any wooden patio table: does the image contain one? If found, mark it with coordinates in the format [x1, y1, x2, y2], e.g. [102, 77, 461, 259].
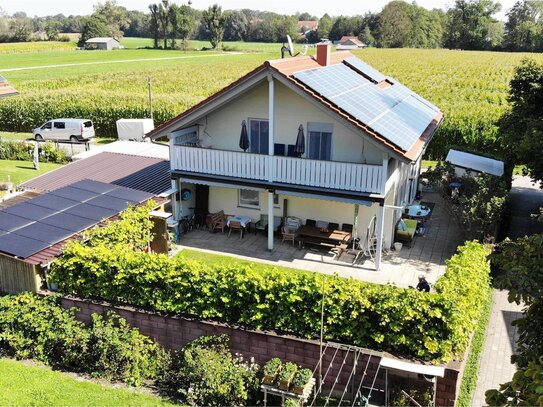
[297, 225, 351, 249]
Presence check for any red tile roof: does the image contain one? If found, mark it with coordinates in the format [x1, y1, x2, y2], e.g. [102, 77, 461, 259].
[0, 76, 19, 98]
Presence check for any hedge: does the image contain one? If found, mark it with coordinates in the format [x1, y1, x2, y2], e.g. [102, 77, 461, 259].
[51, 239, 491, 362]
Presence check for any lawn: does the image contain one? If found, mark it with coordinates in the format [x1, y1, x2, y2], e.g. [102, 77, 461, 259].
[0, 159, 63, 185]
[0, 358, 175, 406]
[0, 131, 32, 141]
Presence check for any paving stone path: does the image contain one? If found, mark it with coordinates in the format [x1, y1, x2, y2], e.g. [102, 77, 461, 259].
[471, 175, 543, 406]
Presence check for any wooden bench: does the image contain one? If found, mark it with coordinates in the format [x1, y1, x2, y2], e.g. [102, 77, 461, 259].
[210, 210, 226, 233]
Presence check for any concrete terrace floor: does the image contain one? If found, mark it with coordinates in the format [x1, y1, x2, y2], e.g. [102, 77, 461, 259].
[174, 191, 464, 288]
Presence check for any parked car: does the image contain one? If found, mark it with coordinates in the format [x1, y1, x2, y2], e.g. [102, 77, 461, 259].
[33, 119, 95, 142]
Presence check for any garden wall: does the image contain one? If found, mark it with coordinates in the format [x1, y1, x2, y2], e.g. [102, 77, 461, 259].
[59, 294, 462, 406]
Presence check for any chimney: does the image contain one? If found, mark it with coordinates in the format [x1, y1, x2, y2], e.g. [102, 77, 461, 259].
[316, 43, 330, 67]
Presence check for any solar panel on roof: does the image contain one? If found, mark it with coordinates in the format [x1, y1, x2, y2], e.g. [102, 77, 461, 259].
[29, 194, 79, 211]
[64, 203, 117, 221]
[50, 185, 99, 202]
[0, 212, 34, 231]
[0, 233, 49, 258]
[292, 58, 440, 152]
[85, 194, 133, 211]
[14, 222, 73, 244]
[344, 57, 387, 83]
[3, 203, 58, 221]
[70, 179, 118, 194]
[105, 186, 153, 203]
[39, 212, 97, 233]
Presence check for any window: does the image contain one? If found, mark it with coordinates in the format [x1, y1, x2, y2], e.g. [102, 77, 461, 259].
[53, 122, 65, 129]
[41, 122, 52, 130]
[307, 122, 333, 160]
[249, 119, 269, 154]
[238, 190, 279, 209]
[239, 189, 260, 208]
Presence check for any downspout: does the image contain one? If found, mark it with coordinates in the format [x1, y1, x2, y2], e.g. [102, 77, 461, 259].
[267, 73, 275, 251]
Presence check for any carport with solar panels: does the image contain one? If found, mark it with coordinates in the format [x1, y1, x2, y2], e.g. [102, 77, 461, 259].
[0, 180, 154, 294]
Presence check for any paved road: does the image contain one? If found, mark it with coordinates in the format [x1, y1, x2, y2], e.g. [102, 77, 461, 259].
[471, 175, 543, 406]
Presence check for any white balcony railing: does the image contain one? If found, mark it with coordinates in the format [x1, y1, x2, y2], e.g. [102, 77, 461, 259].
[172, 145, 383, 194]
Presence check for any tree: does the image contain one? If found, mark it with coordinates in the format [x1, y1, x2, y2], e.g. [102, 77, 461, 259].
[444, 0, 502, 50]
[377, 1, 412, 48]
[499, 59, 543, 186]
[158, 0, 170, 49]
[92, 0, 130, 40]
[328, 16, 358, 41]
[78, 16, 109, 47]
[317, 13, 332, 40]
[224, 10, 248, 41]
[178, 5, 195, 45]
[202, 4, 225, 49]
[504, 0, 543, 52]
[45, 20, 61, 40]
[148, 3, 160, 48]
[169, 3, 180, 49]
[10, 18, 33, 42]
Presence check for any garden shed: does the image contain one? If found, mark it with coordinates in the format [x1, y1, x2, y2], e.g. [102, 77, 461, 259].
[84, 37, 122, 50]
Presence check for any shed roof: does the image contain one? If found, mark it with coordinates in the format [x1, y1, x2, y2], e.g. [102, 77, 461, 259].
[20, 152, 171, 195]
[0, 75, 19, 98]
[73, 140, 169, 161]
[446, 149, 504, 177]
[85, 37, 119, 43]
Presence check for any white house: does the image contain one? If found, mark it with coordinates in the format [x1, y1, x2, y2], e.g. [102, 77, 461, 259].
[85, 37, 122, 50]
[336, 36, 367, 50]
[148, 45, 443, 269]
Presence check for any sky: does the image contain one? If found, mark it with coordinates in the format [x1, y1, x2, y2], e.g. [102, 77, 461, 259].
[1, 0, 517, 20]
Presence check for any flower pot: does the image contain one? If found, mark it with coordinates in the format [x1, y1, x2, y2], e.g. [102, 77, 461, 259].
[262, 374, 276, 385]
[394, 242, 403, 252]
[292, 384, 307, 395]
[278, 376, 294, 391]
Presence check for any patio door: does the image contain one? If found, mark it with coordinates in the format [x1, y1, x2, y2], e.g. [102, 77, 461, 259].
[249, 119, 269, 154]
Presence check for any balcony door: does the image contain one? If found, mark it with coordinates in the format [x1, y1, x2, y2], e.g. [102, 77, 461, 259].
[249, 119, 269, 154]
[308, 122, 332, 161]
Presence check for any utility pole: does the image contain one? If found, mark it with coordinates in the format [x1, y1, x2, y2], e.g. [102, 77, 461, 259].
[147, 76, 154, 121]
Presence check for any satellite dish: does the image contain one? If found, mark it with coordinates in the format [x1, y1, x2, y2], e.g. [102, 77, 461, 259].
[287, 35, 295, 56]
[280, 34, 301, 59]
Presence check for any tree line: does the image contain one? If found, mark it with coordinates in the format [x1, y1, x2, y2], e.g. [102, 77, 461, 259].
[1, 0, 543, 52]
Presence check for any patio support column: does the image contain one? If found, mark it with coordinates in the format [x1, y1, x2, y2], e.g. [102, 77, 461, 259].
[267, 73, 275, 183]
[375, 202, 385, 270]
[172, 178, 181, 220]
[267, 190, 274, 251]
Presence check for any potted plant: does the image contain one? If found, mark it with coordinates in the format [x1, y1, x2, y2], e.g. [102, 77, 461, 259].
[291, 368, 313, 395]
[262, 358, 282, 385]
[277, 362, 298, 391]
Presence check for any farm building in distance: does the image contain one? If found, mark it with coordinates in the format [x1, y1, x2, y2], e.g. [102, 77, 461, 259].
[85, 37, 122, 50]
[336, 36, 367, 50]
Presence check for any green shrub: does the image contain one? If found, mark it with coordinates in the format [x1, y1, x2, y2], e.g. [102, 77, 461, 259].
[277, 362, 297, 382]
[263, 358, 282, 376]
[52, 240, 491, 362]
[87, 311, 167, 386]
[0, 139, 70, 163]
[0, 293, 89, 371]
[291, 368, 312, 387]
[0, 293, 166, 387]
[161, 335, 259, 406]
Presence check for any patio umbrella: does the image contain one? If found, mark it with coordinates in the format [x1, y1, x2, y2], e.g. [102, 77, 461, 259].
[239, 120, 249, 152]
[294, 124, 305, 157]
[32, 142, 39, 170]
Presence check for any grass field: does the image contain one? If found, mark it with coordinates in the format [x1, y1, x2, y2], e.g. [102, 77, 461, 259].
[1, 41, 543, 156]
[0, 160, 63, 185]
[0, 358, 175, 406]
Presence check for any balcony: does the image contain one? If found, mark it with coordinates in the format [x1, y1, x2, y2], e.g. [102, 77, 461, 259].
[171, 145, 384, 194]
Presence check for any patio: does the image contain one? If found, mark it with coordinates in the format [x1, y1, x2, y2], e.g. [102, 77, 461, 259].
[174, 191, 464, 289]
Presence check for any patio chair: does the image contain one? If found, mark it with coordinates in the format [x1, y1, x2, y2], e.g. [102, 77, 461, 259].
[306, 219, 316, 227]
[341, 223, 353, 233]
[328, 222, 339, 230]
[254, 214, 282, 234]
[210, 210, 226, 233]
[228, 220, 244, 238]
[285, 216, 301, 231]
[281, 225, 297, 245]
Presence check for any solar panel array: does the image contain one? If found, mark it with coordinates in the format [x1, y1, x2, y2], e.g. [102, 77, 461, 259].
[0, 180, 154, 259]
[292, 57, 441, 152]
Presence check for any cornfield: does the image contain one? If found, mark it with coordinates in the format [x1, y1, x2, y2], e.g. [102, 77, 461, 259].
[1, 45, 542, 159]
[0, 41, 76, 54]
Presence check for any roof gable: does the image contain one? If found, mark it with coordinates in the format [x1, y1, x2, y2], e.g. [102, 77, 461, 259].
[0, 75, 19, 98]
[148, 52, 442, 161]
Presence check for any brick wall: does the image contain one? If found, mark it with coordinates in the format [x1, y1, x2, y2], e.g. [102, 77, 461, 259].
[60, 295, 461, 405]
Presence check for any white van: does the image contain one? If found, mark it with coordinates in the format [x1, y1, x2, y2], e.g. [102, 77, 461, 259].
[33, 119, 95, 142]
